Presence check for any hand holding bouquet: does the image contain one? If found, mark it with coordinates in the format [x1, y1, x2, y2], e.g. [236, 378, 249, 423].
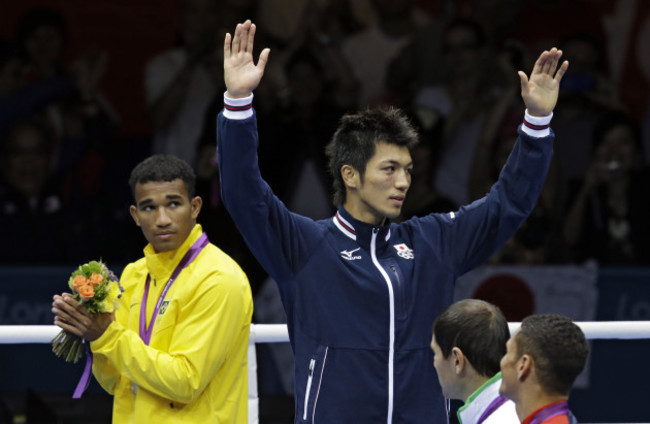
[51, 260, 123, 363]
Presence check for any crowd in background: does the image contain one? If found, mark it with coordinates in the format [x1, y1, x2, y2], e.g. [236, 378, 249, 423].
[1, 0, 650, 296]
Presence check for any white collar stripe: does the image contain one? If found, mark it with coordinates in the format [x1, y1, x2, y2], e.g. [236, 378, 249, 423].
[333, 215, 356, 240]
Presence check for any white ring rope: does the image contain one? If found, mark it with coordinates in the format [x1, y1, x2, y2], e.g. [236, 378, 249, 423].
[2, 322, 649, 424]
[1, 322, 649, 344]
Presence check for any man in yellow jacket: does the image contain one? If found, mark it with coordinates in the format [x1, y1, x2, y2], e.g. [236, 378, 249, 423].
[52, 154, 253, 423]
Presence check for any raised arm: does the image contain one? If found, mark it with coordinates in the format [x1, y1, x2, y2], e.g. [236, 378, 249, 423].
[224, 20, 270, 99]
[519, 47, 568, 116]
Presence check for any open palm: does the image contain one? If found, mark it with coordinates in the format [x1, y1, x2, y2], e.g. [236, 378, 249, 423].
[519, 47, 569, 116]
[224, 20, 270, 99]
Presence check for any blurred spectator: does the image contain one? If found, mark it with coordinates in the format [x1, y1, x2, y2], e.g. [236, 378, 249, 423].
[0, 38, 76, 140]
[15, 8, 118, 175]
[257, 47, 344, 219]
[596, 1, 650, 123]
[466, 0, 524, 46]
[384, 17, 446, 107]
[563, 110, 650, 265]
[340, 0, 429, 107]
[552, 31, 621, 212]
[412, 18, 508, 206]
[0, 40, 25, 102]
[14, 8, 119, 232]
[0, 121, 66, 264]
[251, 0, 361, 114]
[145, 0, 223, 166]
[507, 0, 606, 60]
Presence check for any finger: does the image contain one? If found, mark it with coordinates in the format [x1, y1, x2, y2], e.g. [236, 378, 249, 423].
[53, 305, 85, 329]
[232, 23, 242, 54]
[518, 70, 529, 97]
[247, 22, 256, 54]
[257, 48, 271, 73]
[61, 295, 82, 310]
[531, 50, 547, 78]
[554, 60, 569, 83]
[546, 47, 560, 75]
[539, 49, 554, 75]
[224, 32, 232, 59]
[55, 297, 89, 322]
[239, 23, 250, 55]
[54, 317, 84, 338]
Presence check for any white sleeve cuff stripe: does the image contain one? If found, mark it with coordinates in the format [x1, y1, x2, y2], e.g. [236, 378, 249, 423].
[522, 109, 552, 138]
[223, 92, 254, 120]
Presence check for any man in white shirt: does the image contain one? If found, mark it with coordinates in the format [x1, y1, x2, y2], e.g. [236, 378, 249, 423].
[431, 299, 519, 424]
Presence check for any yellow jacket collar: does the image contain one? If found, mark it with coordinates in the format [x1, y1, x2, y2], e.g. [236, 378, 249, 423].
[143, 224, 204, 283]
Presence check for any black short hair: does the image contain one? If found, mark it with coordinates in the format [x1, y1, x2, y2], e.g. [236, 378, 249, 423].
[441, 18, 488, 54]
[433, 299, 510, 377]
[128, 154, 196, 199]
[325, 106, 419, 205]
[516, 314, 589, 396]
[16, 9, 68, 48]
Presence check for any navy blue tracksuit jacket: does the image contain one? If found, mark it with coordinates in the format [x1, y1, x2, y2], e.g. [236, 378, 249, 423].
[217, 96, 553, 423]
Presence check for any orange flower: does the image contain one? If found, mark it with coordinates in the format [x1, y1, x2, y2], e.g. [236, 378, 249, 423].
[78, 284, 95, 300]
[88, 273, 103, 287]
[72, 275, 88, 292]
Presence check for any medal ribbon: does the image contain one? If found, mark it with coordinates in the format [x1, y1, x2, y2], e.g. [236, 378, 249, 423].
[477, 395, 509, 424]
[72, 342, 93, 398]
[528, 401, 570, 424]
[139, 233, 208, 345]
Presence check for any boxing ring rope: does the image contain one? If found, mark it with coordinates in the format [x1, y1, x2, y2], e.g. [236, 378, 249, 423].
[2, 322, 650, 424]
[2, 321, 649, 344]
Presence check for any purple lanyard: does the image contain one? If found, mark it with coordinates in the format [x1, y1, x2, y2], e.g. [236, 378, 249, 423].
[477, 396, 509, 424]
[528, 401, 570, 424]
[139, 233, 208, 345]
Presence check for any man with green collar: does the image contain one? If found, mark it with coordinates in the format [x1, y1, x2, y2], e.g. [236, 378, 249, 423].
[431, 299, 518, 424]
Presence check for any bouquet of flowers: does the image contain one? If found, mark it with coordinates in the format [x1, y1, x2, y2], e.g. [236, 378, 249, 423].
[51, 260, 123, 363]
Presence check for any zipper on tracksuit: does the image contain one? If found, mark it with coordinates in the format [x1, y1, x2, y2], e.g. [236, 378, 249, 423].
[371, 228, 395, 424]
[389, 265, 405, 319]
[303, 359, 316, 420]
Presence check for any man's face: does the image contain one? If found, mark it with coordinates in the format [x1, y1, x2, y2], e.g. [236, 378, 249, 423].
[2, 125, 50, 197]
[499, 331, 520, 400]
[349, 142, 412, 225]
[431, 333, 458, 399]
[0, 57, 25, 96]
[24, 26, 64, 70]
[129, 179, 201, 253]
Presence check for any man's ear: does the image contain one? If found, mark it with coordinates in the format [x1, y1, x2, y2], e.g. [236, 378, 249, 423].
[129, 205, 141, 227]
[517, 354, 532, 382]
[451, 347, 466, 374]
[341, 165, 360, 190]
[191, 196, 202, 219]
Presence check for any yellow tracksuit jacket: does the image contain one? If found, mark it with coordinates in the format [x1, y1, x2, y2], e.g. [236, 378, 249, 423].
[90, 225, 253, 423]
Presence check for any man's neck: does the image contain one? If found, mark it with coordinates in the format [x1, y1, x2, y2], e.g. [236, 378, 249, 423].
[516, 388, 568, 422]
[342, 200, 386, 227]
[462, 374, 492, 403]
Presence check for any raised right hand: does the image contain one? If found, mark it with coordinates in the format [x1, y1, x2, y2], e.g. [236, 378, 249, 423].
[224, 20, 270, 99]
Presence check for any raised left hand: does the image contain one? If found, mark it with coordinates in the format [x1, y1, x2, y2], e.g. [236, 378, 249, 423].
[519, 47, 568, 116]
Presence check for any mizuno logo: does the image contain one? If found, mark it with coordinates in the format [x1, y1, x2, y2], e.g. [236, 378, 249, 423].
[340, 247, 362, 260]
